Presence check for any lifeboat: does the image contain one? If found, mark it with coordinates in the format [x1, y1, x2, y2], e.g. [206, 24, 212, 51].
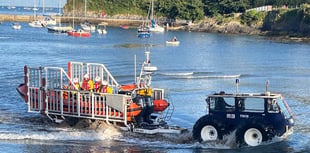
[153, 99, 169, 112]
[68, 29, 91, 37]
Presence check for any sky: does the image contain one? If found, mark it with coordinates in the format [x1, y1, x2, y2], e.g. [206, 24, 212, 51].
[0, 0, 67, 8]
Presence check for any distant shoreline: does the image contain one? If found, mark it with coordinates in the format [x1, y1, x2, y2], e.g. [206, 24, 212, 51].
[0, 14, 145, 27]
[1, 13, 309, 43]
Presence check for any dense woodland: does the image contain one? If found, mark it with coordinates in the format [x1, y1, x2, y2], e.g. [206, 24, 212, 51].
[65, 0, 310, 22]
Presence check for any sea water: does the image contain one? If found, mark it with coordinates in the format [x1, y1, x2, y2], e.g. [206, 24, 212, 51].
[0, 21, 310, 152]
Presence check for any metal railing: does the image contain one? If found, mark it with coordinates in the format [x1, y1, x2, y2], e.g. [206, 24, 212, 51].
[69, 62, 119, 92]
[26, 65, 131, 126]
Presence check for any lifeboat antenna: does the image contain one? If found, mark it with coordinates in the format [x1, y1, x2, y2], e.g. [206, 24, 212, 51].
[235, 78, 239, 94]
[265, 80, 270, 96]
[136, 48, 157, 88]
[134, 54, 137, 84]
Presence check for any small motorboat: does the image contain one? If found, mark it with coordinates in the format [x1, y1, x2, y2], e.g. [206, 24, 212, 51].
[68, 29, 91, 37]
[81, 22, 96, 32]
[29, 16, 56, 28]
[47, 26, 74, 33]
[97, 22, 108, 34]
[12, 23, 21, 30]
[166, 36, 180, 45]
[166, 40, 180, 45]
[29, 20, 45, 28]
[137, 26, 150, 38]
[120, 24, 129, 29]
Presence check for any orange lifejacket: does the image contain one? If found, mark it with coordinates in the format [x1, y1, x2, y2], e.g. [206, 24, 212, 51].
[94, 82, 101, 93]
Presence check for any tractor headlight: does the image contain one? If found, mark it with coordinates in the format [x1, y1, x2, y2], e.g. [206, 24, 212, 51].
[288, 118, 294, 125]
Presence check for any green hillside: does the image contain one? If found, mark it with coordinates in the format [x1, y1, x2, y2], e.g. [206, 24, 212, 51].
[64, 0, 310, 37]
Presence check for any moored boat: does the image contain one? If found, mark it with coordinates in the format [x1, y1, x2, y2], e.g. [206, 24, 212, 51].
[47, 26, 74, 33]
[29, 20, 45, 28]
[68, 29, 91, 37]
[120, 24, 129, 29]
[97, 22, 108, 34]
[166, 40, 180, 45]
[147, 0, 165, 32]
[12, 23, 21, 30]
[29, 16, 57, 28]
[81, 22, 96, 32]
[166, 36, 180, 45]
[137, 26, 150, 38]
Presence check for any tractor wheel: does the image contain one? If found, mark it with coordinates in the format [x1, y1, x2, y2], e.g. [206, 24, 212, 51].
[236, 123, 267, 147]
[193, 115, 223, 142]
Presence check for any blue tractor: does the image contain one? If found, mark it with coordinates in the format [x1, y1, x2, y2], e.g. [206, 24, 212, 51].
[193, 90, 295, 147]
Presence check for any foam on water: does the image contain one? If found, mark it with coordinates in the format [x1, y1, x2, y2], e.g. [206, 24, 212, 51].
[0, 126, 121, 141]
[159, 72, 194, 76]
[0, 36, 11, 39]
[171, 74, 241, 79]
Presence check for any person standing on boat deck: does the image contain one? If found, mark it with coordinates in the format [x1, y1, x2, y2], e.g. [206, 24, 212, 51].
[81, 74, 94, 92]
[101, 80, 113, 94]
[94, 76, 102, 93]
[73, 78, 80, 90]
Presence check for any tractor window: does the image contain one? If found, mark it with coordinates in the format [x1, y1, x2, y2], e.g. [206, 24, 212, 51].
[209, 97, 235, 112]
[242, 98, 264, 112]
[267, 98, 280, 113]
[277, 97, 293, 119]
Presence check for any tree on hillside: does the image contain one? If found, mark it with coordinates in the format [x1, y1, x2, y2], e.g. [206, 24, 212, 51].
[203, 0, 248, 16]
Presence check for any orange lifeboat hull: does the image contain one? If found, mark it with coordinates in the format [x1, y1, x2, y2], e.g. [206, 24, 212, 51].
[153, 99, 169, 112]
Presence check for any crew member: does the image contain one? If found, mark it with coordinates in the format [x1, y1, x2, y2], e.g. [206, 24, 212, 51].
[81, 74, 94, 92]
[101, 80, 113, 94]
[94, 76, 102, 93]
[73, 78, 80, 90]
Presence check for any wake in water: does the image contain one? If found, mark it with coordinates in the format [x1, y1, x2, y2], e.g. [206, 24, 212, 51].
[0, 115, 292, 150]
[0, 36, 11, 39]
[158, 71, 241, 79]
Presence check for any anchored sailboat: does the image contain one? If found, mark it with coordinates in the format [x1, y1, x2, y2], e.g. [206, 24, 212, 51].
[47, 0, 73, 33]
[148, 0, 164, 32]
[68, 0, 91, 37]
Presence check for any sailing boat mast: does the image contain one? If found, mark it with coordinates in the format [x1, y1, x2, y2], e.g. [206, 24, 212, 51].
[33, 0, 37, 19]
[84, 0, 87, 17]
[58, 0, 61, 26]
[73, 0, 75, 29]
[151, 0, 154, 20]
[42, 0, 45, 15]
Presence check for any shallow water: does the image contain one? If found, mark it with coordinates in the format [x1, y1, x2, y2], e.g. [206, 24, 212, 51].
[0, 20, 310, 152]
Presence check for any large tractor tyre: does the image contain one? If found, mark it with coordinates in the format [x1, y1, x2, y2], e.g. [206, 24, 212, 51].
[236, 124, 267, 147]
[193, 115, 223, 142]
